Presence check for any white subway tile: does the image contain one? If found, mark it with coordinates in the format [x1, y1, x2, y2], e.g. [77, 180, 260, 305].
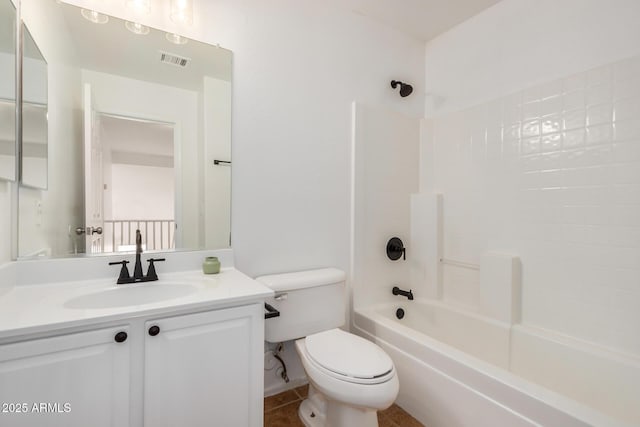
[502, 139, 520, 160]
[613, 77, 640, 100]
[563, 90, 586, 111]
[591, 225, 640, 248]
[614, 119, 640, 141]
[540, 96, 563, 117]
[563, 109, 586, 130]
[503, 122, 521, 141]
[561, 186, 610, 205]
[522, 119, 541, 137]
[586, 124, 613, 146]
[586, 84, 612, 106]
[522, 101, 540, 120]
[563, 129, 585, 149]
[586, 103, 613, 126]
[614, 96, 640, 122]
[538, 152, 565, 171]
[520, 154, 541, 172]
[610, 163, 640, 185]
[540, 133, 562, 153]
[520, 171, 540, 189]
[541, 115, 563, 134]
[428, 55, 640, 359]
[538, 169, 564, 189]
[563, 224, 591, 244]
[610, 184, 640, 205]
[521, 137, 540, 155]
[611, 142, 640, 163]
[563, 166, 608, 187]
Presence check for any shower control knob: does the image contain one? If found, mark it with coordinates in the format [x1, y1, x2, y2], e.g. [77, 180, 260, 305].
[148, 325, 160, 336]
[386, 237, 406, 261]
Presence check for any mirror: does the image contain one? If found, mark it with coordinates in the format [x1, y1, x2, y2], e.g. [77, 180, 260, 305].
[18, 0, 232, 258]
[0, 0, 16, 182]
[21, 25, 48, 189]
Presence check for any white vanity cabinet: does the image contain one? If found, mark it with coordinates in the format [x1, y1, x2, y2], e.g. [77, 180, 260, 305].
[144, 303, 264, 427]
[0, 326, 132, 427]
[0, 302, 264, 427]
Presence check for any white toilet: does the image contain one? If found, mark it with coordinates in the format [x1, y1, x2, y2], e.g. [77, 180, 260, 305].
[258, 268, 399, 427]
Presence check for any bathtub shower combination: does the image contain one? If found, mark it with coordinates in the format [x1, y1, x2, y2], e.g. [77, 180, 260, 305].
[351, 55, 640, 427]
[353, 299, 638, 427]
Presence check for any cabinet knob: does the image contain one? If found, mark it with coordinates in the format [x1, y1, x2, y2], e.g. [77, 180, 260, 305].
[114, 331, 128, 343]
[148, 325, 160, 336]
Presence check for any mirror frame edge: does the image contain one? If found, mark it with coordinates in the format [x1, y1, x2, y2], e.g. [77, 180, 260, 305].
[10, 0, 23, 261]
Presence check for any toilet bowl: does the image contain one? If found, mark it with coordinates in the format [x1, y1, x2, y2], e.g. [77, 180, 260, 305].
[295, 329, 399, 427]
[258, 268, 399, 427]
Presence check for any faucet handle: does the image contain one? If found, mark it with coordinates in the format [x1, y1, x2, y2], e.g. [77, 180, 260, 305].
[145, 258, 165, 281]
[109, 260, 132, 284]
[136, 229, 143, 254]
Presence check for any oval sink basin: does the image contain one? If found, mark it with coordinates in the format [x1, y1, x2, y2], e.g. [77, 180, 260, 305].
[64, 283, 198, 309]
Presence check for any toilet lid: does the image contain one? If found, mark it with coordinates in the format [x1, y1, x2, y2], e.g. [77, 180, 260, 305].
[305, 329, 394, 380]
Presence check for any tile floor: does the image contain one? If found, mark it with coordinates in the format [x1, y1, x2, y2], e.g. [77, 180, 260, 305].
[264, 384, 424, 427]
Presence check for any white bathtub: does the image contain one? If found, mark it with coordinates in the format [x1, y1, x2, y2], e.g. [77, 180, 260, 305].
[353, 300, 640, 427]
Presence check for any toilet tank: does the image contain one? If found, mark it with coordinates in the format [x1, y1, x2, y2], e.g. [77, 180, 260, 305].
[257, 268, 346, 343]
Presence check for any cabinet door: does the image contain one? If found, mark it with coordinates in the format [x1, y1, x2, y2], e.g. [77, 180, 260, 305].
[0, 326, 131, 427]
[144, 304, 263, 427]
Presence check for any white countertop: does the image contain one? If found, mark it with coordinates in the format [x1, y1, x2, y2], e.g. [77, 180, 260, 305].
[0, 268, 274, 342]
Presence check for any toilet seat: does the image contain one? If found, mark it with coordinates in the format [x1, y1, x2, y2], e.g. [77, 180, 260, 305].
[304, 329, 395, 385]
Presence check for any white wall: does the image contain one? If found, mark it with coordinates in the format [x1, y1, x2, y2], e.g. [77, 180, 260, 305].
[422, 0, 640, 357]
[352, 103, 419, 309]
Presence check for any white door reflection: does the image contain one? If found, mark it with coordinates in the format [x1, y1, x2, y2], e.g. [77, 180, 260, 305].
[85, 111, 176, 254]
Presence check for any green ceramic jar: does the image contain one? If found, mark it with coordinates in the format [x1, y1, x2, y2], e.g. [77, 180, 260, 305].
[202, 256, 221, 274]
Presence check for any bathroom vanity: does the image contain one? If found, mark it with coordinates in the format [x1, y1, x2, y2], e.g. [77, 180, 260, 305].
[0, 257, 273, 427]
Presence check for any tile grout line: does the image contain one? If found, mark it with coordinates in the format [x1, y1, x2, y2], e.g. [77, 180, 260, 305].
[264, 398, 302, 414]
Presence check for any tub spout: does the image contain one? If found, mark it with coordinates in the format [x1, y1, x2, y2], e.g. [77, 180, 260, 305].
[392, 286, 413, 300]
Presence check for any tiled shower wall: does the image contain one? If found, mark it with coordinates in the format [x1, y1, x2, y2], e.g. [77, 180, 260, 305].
[425, 54, 640, 356]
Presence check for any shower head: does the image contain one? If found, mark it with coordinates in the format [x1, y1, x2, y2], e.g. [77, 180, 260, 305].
[391, 80, 413, 97]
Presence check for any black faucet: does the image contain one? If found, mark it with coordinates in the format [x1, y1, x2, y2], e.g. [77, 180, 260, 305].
[109, 229, 165, 284]
[392, 286, 414, 300]
[133, 230, 144, 280]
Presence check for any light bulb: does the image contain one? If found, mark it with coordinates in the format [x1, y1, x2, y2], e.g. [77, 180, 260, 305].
[170, 0, 193, 25]
[80, 9, 109, 24]
[126, 0, 150, 14]
[125, 21, 150, 35]
[166, 33, 188, 45]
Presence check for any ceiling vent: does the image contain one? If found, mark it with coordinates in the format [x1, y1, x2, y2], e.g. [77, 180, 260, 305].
[159, 51, 190, 67]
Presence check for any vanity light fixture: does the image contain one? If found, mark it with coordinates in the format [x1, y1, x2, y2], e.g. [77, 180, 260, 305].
[125, 21, 150, 35]
[126, 0, 151, 14]
[80, 9, 109, 24]
[166, 33, 188, 45]
[170, 0, 193, 25]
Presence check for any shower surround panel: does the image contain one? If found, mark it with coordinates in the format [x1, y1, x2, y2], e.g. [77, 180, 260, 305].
[424, 54, 640, 357]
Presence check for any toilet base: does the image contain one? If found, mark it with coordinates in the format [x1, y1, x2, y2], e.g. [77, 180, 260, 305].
[299, 397, 325, 427]
[298, 385, 379, 427]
